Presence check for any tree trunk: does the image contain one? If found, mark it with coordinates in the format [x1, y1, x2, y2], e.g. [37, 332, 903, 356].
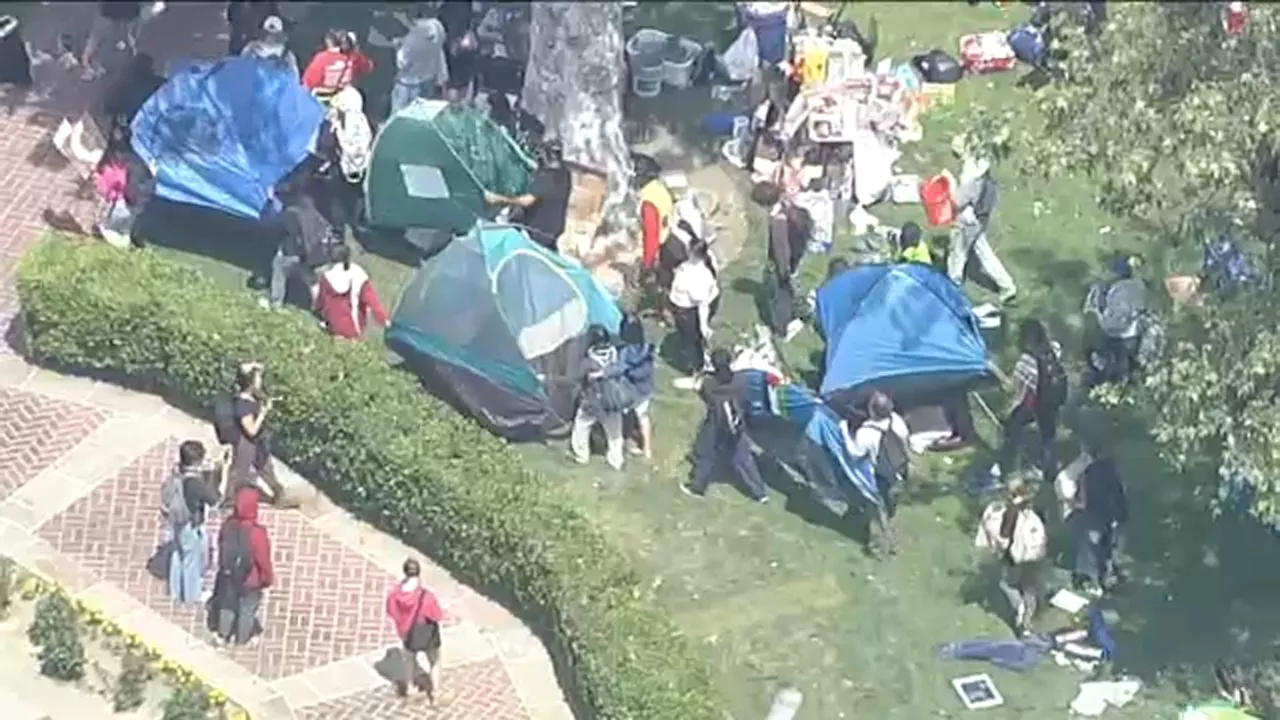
[522, 2, 634, 261]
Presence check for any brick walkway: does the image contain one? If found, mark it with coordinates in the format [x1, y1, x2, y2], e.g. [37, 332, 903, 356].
[0, 4, 570, 719]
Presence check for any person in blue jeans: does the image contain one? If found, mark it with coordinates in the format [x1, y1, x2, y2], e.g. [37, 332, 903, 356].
[165, 441, 224, 604]
[681, 349, 769, 503]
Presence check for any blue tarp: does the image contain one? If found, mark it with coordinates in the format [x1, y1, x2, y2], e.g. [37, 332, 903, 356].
[816, 263, 991, 397]
[739, 369, 883, 508]
[131, 57, 324, 220]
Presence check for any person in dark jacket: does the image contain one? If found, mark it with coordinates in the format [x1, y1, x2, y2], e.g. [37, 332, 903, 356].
[617, 312, 657, 459]
[100, 52, 164, 143]
[438, 0, 478, 100]
[215, 486, 274, 646]
[753, 182, 813, 341]
[227, 0, 279, 55]
[1073, 443, 1129, 595]
[265, 179, 333, 309]
[228, 362, 290, 505]
[682, 348, 769, 502]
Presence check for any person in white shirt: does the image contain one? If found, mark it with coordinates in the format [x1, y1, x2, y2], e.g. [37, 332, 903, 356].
[941, 137, 1016, 304]
[841, 391, 910, 557]
[391, 13, 448, 115]
[668, 237, 720, 382]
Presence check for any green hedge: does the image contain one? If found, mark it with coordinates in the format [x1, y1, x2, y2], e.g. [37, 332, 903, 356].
[17, 238, 723, 720]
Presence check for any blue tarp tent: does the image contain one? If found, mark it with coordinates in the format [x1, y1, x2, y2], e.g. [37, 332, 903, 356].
[131, 57, 324, 220]
[816, 263, 992, 405]
[739, 370, 883, 508]
[387, 223, 622, 441]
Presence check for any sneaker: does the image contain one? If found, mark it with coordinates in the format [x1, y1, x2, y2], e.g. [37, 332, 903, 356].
[998, 290, 1018, 306]
[754, 494, 769, 504]
[569, 453, 589, 466]
[80, 65, 105, 81]
[783, 318, 805, 342]
[257, 297, 271, 309]
[680, 484, 705, 498]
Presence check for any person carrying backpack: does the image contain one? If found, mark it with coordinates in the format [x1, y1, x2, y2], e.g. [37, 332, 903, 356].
[681, 349, 769, 503]
[162, 440, 225, 604]
[386, 558, 446, 704]
[570, 326, 631, 471]
[841, 391, 911, 558]
[975, 477, 1047, 637]
[315, 86, 372, 240]
[994, 319, 1067, 481]
[214, 486, 274, 646]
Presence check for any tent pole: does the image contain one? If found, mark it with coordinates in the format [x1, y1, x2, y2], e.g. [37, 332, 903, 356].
[969, 390, 1001, 428]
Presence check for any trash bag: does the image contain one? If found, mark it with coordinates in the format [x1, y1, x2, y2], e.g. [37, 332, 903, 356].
[911, 49, 963, 84]
[719, 27, 759, 83]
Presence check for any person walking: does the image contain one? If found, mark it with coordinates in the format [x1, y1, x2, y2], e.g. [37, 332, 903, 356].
[668, 237, 721, 387]
[841, 392, 910, 558]
[214, 486, 274, 646]
[80, 1, 142, 80]
[1072, 442, 1129, 595]
[264, 179, 332, 310]
[241, 15, 299, 78]
[975, 478, 1047, 637]
[314, 86, 372, 240]
[228, 362, 290, 505]
[682, 348, 769, 503]
[943, 139, 1017, 303]
[993, 319, 1067, 480]
[570, 326, 629, 471]
[617, 313, 657, 460]
[302, 29, 374, 105]
[162, 440, 225, 604]
[755, 182, 813, 342]
[391, 12, 448, 114]
[386, 558, 446, 703]
[314, 244, 389, 340]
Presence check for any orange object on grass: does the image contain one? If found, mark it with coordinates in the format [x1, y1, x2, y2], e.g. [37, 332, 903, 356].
[920, 175, 955, 226]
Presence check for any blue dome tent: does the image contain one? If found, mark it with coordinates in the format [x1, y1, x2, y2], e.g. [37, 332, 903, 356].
[130, 56, 325, 220]
[386, 223, 622, 441]
[816, 263, 993, 411]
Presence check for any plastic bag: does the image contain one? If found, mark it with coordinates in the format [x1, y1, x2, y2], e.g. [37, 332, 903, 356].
[720, 27, 759, 82]
[850, 130, 898, 207]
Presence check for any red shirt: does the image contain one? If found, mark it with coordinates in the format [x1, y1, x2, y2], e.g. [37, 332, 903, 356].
[301, 48, 374, 95]
[640, 202, 662, 268]
[385, 583, 444, 639]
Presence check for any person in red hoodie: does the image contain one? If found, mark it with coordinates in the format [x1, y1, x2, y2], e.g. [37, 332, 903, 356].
[301, 29, 374, 105]
[314, 244, 389, 339]
[386, 558, 445, 703]
[214, 486, 274, 646]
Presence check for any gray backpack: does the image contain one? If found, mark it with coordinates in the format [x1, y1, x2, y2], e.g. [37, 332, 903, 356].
[161, 469, 193, 528]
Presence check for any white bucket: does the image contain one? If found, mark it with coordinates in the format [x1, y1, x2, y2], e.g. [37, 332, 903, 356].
[662, 37, 702, 88]
[632, 74, 662, 98]
[627, 28, 668, 86]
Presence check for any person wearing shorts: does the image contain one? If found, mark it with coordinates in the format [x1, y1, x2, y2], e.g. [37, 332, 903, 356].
[617, 313, 656, 459]
[82, 1, 142, 79]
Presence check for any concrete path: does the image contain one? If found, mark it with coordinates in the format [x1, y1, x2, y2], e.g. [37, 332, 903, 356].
[0, 3, 571, 719]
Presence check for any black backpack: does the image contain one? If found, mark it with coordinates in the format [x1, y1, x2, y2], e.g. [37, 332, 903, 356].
[911, 50, 964, 84]
[1034, 349, 1069, 409]
[217, 523, 254, 592]
[213, 394, 240, 447]
[872, 424, 910, 487]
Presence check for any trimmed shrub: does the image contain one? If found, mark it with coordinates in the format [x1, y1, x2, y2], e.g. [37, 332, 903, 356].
[17, 238, 723, 720]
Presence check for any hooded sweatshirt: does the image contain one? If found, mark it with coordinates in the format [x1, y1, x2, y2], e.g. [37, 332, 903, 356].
[385, 578, 445, 641]
[314, 262, 389, 339]
[395, 18, 449, 87]
[223, 487, 274, 590]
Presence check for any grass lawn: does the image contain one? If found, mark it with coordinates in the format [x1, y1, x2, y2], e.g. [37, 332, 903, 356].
[135, 3, 1280, 718]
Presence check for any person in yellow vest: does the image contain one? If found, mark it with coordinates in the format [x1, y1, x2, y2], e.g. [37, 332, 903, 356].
[637, 163, 681, 296]
[896, 222, 933, 265]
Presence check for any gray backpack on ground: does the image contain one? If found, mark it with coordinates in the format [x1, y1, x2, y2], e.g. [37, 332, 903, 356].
[161, 468, 193, 529]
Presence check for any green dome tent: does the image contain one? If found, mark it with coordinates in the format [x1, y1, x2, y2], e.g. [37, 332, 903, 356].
[364, 99, 535, 235]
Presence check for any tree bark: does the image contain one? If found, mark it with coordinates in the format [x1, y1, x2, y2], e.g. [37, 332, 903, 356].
[522, 2, 635, 246]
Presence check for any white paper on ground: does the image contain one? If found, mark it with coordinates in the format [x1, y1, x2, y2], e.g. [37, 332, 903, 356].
[1049, 588, 1091, 615]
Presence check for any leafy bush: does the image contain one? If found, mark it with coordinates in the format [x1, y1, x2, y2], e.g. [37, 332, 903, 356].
[17, 238, 723, 720]
[29, 592, 86, 681]
[0, 557, 13, 619]
[113, 649, 151, 713]
[161, 684, 211, 720]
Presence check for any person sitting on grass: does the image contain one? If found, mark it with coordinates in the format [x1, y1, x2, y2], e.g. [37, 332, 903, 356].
[895, 221, 933, 265]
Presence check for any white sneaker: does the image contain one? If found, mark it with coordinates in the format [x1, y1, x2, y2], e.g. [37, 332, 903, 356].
[257, 297, 271, 309]
[783, 319, 805, 342]
[988, 463, 1001, 478]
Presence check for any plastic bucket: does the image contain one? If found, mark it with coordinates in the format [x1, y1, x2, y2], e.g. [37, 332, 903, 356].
[627, 29, 667, 97]
[920, 174, 955, 226]
[662, 37, 702, 88]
